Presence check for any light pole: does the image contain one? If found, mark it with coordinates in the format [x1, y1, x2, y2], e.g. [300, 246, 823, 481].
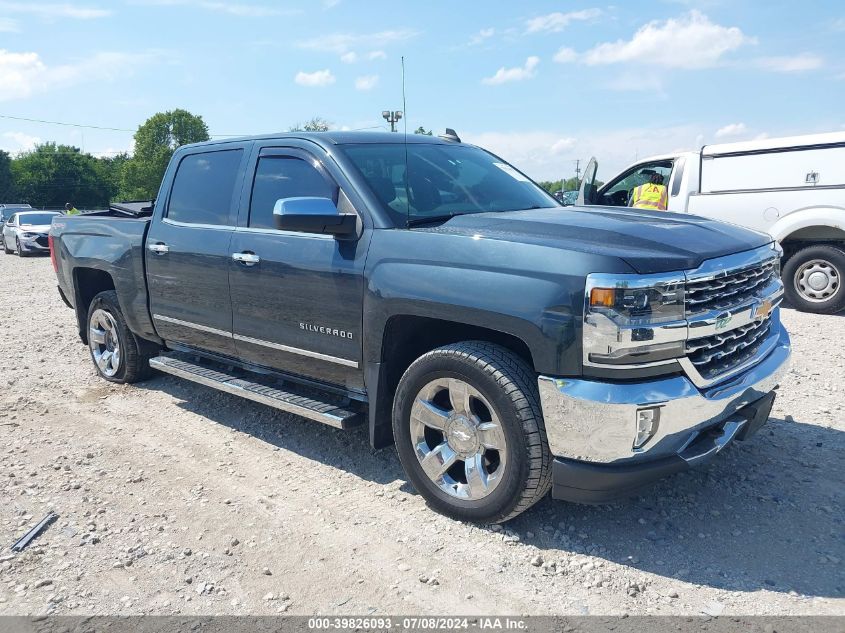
[382, 110, 403, 132]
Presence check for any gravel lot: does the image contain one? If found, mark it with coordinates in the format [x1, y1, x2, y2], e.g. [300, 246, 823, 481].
[0, 253, 842, 617]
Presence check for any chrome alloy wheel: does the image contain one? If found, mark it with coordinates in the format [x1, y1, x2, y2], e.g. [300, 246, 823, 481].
[89, 309, 122, 377]
[795, 258, 841, 303]
[410, 378, 507, 500]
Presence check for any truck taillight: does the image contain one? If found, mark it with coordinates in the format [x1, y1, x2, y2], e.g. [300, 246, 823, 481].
[48, 234, 58, 272]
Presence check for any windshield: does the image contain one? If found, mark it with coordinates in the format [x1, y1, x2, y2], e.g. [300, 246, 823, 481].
[340, 143, 556, 226]
[19, 213, 59, 226]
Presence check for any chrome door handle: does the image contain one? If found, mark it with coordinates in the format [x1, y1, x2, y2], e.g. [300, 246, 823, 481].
[148, 243, 170, 254]
[232, 252, 260, 265]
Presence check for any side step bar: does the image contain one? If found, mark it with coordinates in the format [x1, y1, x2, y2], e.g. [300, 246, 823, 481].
[149, 355, 363, 429]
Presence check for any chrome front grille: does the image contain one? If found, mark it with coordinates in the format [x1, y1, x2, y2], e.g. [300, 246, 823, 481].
[685, 259, 778, 315]
[686, 317, 772, 381]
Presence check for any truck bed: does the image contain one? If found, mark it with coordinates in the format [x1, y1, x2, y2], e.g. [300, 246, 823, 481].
[51, 211, 158, 344]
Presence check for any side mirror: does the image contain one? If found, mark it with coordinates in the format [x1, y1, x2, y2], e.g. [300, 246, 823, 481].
[273, 197, 357, 237]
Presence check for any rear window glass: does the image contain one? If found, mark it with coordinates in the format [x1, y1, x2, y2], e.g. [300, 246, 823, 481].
[168, 150, 243, 225]
[18, 213, 58, 225]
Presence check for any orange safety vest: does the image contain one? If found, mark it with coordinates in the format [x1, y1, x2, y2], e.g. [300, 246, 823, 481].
[630, 183, 668, 211]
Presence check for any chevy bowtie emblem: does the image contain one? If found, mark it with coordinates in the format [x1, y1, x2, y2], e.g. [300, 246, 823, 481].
[753, 299, 773, 320]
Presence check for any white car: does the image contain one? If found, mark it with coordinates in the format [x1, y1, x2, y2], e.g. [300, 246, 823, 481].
[578, 131, 845, 314]
[2, 210, 61, 257]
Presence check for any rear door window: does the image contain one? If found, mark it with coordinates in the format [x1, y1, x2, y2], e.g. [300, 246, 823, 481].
[248, 156, 336, 229]
[167, 150, 244, 225]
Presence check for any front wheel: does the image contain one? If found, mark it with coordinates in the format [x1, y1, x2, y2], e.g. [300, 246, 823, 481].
[15, 237, 27, 257]
[87, 290, 156, 383]
[392, 342, 553, 523]
[782, 245, 845, 314]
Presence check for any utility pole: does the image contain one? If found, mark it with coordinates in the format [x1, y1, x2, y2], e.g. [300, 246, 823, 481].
[574, 159, 581, 187]
[382, 110, 403, 133]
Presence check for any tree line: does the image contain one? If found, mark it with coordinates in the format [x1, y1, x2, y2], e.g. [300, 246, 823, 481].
[0, 109, 210, 209]
[0, 110, 578, 208]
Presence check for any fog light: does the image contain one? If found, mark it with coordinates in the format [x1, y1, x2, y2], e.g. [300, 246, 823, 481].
[634, 407, 660, 449]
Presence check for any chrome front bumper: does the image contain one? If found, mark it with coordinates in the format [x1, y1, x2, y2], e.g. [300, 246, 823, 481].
[538, 322, 791, 466]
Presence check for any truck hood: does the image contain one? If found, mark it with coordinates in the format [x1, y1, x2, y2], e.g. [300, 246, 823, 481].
[428, 206, 772, 274]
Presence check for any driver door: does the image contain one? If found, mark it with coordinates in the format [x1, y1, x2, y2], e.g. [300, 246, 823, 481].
[581, 159, 674, 208]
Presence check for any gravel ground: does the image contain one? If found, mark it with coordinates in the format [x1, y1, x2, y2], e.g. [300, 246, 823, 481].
[0, 253, 842, 617]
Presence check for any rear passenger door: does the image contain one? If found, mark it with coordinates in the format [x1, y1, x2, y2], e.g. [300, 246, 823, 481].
[146, 144, 250, 357]
[228, 144, 369, 390]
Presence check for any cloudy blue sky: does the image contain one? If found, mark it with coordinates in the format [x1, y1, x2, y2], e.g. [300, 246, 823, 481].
[0, 0, 842, 180]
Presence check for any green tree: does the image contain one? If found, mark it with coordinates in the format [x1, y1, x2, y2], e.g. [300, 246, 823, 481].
[414, 126, 433, 136]
[289, 117, 331, 132]
[0, 150, 14, 201]
[120, 109, 210, 200]
[11, 143, 110, 208]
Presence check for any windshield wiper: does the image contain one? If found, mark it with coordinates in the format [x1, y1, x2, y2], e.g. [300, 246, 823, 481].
[406, 213, 465, 227]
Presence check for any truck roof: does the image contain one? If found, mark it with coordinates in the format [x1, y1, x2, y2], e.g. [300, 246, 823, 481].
[620, 130, 845, 169]
[182, 131, 456, 150]
[702, 130, 845, 156]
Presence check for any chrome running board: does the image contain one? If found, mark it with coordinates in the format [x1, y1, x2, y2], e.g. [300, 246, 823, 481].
[149, 355, 363, 429]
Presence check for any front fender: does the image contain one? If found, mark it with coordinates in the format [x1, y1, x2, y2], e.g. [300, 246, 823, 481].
[362, 230, 632, 376]
[770, 206, 845, 242]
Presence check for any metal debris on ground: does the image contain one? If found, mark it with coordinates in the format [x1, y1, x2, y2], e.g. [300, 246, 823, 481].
[11, 512, 59, 552]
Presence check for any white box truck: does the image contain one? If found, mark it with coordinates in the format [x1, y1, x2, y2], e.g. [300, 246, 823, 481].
[577, 131, 845, 314]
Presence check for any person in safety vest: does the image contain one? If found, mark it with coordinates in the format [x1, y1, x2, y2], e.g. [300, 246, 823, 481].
[629, 173, 668, 211]
[65, 202, 80, 216]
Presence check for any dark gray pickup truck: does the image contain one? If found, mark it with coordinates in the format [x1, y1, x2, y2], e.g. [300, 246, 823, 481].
[50, 131, 791, 522]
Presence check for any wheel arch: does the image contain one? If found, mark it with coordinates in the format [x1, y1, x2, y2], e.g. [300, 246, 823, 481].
[770, 207, 845, 257]
[73, 267, 116, 344]
[366, 314, 537, 450]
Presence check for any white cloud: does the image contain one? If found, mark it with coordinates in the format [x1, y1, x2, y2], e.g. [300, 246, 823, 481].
[0, 17, 19, 31]
[755, 53, 823, 73]
[0, 2, 111, 18]
[354, 75, 379, 91]
[132, 0, 298, 16]
[715, 122, 748, 138]
[0, 49, 160, 101]
[550, 137, 576, 154]
[468, 27, 495, 46]
[581, 11, 751, 69]
[525, 9, 601, 33]
[1, 131, 40, 153]
[553, 47, 577, 63]
[294, 69, 336, 87]
[343, 50, 387, 63]
[296, 30, 417, 55]
[482, 56, 539, 85]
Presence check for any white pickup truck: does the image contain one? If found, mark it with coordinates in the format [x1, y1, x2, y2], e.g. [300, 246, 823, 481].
[578, 131, 845, 314]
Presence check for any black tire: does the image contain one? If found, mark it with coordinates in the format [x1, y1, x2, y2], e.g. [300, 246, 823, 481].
[392, 342, 553, 523]
[86, 290, 156, 384]
[15, 237, 27, 257]
[782, 244, 845, 314]
[2, 238, 10, 254]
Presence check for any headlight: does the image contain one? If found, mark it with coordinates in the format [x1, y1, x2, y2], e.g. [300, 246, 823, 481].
[584, 273, 686, 367]
[22, 232, 38, 238]
[588, 283, 684, 325]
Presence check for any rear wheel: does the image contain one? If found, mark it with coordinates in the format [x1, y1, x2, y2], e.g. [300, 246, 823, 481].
[87, 290, 156, 383]
[782, 244, 845, 314]
[2, 236, 11, 254]
[392, 342, 552, 523]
